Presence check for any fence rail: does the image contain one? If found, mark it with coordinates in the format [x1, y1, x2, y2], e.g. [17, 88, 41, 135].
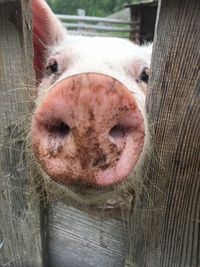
[56, 10, 136, 38]
[62, 22, 133, 32]
[56, 14, 134, 25]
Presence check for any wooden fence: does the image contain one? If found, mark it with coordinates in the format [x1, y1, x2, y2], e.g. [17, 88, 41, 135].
[56, 9, 136, 38]
[0, 0, 199, 266]
[0, 1, 44, 266]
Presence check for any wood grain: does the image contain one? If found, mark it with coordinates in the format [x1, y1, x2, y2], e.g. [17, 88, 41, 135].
[0, 1, 45, 266]
[48, 201, 128, 267]
[126, 0, 200, 266]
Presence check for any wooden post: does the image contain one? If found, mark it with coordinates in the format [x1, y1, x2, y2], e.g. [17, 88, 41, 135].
[77, 9, 86, 34]
[126, 0, 200, 266]
[0, 1, 45, 266]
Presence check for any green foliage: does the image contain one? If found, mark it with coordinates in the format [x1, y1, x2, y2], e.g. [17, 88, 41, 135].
[46, 0, 134, 16]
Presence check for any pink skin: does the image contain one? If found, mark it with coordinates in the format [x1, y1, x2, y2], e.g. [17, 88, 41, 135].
[32, 73, 145, 187]
[32, 0, 65, 82]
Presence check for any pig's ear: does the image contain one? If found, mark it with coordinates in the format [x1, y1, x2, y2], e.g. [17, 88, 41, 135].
[32, 0, 65, 82]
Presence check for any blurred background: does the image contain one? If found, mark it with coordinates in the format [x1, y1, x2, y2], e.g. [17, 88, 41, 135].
[46, 0, 140, 16]
[46, 0, 158, 42]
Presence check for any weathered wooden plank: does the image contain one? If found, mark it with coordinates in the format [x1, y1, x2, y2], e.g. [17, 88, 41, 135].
[48, 201, 128, 267]
[62, 22, 133, 32]
[0, 1, 45, 266]
[56, 14, 134, 25]
[0, 0, 16, 3]
[126, 0, 200, 266]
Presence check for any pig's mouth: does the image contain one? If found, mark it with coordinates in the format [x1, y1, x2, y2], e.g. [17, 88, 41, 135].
[31, 73, 145, 193]
[57, 178, 115, 195]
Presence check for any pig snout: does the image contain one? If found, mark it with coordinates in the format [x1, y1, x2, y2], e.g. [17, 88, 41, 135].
[31, 73, 145, 187]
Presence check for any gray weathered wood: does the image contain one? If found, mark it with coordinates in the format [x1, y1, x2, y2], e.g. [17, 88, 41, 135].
[126, 0, 200, 266]
[67, 30, 128, 38]
[48, 201, 128, 267]
[56, 14, 134, 25]
[0, 0, 16, 3]
[0, 1, 45, 266]
[62, 22, 133, 32]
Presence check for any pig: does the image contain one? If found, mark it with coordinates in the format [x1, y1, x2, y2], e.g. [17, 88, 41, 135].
[31, 0, 152, 203]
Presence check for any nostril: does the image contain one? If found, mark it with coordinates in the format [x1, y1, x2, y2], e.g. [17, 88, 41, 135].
[45, 122, 70, 138]
[109, 124, 127, 143]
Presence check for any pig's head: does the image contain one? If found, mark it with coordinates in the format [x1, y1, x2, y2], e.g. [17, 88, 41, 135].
[31, 0, 152, 202]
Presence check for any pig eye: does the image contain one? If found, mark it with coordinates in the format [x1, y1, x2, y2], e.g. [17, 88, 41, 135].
[140, 68, 149, 83]
[47, 61, 58, 74]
